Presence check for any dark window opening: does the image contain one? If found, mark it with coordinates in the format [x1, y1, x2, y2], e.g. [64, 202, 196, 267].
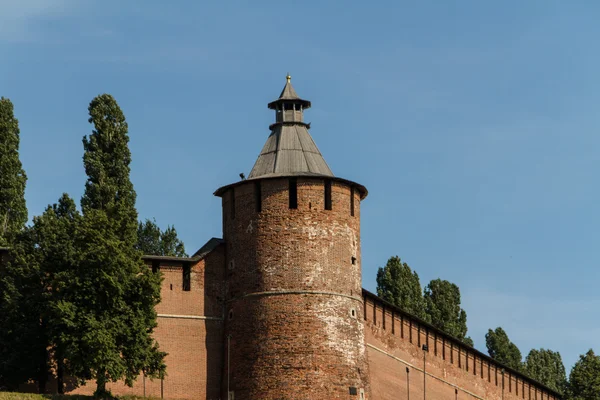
[152, 260, 159, 273]
[351, 309, 356, 318]
[170, 283, 173, 291]
[254, 181, 262, 212]
[230, 188, 236, 219]
[351, 256, 357, 265]
[450, 343, 454, 364]
[183, 265, 191, 291]
[350, 186, 355, 216]
[289, 178, 298, 209]
[324, 180, 332, 210]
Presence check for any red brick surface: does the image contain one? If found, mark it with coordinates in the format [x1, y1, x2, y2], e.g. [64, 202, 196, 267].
[220, 177, 370, 400]
[363, 294, 559, 400]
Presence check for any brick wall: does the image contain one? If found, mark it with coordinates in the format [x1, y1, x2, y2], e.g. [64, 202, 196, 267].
[220, 177, 370, 400]
[362, 291, 561, 400]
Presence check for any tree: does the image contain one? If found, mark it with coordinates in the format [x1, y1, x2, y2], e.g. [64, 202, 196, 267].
[423, 279, 473, 346]
[0, 228, 47, 391]
[376, 256, 429, 321]
[0, 97, 27, 245]
[523, 348, 566, 394]
[567, 349, 600, 400]
[485, 327, 523, 371]
[136, 218, 187, 257]
[0, 194, 81, 393]
[70, 94, 165, 396]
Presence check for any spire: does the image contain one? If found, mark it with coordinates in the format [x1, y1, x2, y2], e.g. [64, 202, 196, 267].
[249, 76, 333, 179]
[267, 74, 311, 110]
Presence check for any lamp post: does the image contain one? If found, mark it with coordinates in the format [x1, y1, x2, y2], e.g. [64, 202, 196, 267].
[501, 368, 505, 400]
[406, 367, 410, 400]
[422, 344, 429, 400]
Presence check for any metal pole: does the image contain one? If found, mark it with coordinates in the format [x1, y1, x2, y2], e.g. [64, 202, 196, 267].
[406, 367, 410, 400]
[227, 334, 231, 400]
[501, 369, 505, 400]
[422, 345, 428, 400]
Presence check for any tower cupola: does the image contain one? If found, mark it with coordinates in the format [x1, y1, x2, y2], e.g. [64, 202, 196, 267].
[249, 75, 334, 180]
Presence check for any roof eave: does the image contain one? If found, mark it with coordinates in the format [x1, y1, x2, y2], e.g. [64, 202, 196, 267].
[214, 174, 368, 199]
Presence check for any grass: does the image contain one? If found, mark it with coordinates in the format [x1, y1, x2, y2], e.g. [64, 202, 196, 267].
[0, 394, 159, 400]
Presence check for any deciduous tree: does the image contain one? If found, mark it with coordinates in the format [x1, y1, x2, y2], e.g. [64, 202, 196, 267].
[567, 349, 600, 400]
[72, 94, 165, 396]
[423, 279, 473, 346]
[523, 348, 566, 394]
[136, 218, 187, 257]
[485, 327, 523, 371]
[0, 97, 27, 245]
[376, 256, 429, 321]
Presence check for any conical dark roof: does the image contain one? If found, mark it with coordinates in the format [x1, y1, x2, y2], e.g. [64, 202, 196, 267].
[249, 76, 332, 179]
[268, 75, 311, 109]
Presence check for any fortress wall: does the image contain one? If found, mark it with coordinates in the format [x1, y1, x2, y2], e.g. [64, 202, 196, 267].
[363, 290, 560, 400]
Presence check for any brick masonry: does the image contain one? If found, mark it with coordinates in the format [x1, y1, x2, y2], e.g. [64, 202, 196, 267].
[62, 175, 562, 400]
[221, 177, 370, 400]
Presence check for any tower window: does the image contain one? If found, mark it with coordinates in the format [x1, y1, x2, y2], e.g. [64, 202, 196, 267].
[289, 178, 298, 209]
[351, 256, 356, 265]
[230, 188, 236, 220]
[183, 265, 191, 291]
[324, 180, 332, 210]
[254, 181, 262, 213]
[152, 260, 159, 274]
[350, 186, 355, 216]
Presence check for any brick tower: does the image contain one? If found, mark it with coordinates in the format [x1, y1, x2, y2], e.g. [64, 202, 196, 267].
[215, 76, 370, 400]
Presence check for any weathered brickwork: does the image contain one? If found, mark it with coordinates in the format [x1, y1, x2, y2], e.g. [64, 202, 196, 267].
[220, 177, 370, 400]
[363, 291, 561, 400]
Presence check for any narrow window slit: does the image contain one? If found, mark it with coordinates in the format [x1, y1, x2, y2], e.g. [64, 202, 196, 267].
[324, 180, 332, 210]
[289, 178, 298, 209]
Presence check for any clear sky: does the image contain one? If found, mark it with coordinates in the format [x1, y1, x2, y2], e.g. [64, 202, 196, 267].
[1, 0, 598, 372]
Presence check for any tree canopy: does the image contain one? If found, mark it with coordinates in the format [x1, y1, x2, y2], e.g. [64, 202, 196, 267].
[0, 97, 27, 245]
[568, 349, 600, 400]
[485, 327, 523, 371]
[423, 279, 473, 346]
[523, 348, 567, 394]
[376, 256, 429, 321]
[71, 94, 165, 396]
[136, 218, 187, 257]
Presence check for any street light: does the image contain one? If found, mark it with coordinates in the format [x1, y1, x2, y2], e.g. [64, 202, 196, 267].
[406, 367, 410, 400]
[501, 368, 505, 400]
[422, 344, 429, 400]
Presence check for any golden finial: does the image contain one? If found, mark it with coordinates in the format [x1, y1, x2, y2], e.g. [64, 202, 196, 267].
[286, 73, 291, 83]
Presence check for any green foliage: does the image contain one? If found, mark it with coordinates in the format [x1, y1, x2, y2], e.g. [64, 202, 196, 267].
[136, 218, 187, 257]
[523, 348, 567, 394]
[567, 349, 600, 400]
[71, 94, 165, 396]
[0, 97, 27, 245]
[485, 327, 523, 371]
[376, 256, 429, 321]
[0, 194, 81, 392]
[423, 279, 472, 346]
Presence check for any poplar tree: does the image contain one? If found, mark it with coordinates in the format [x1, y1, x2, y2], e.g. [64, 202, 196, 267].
[568, 349, 600, 400]
[523, 349, 566, 394]
[136, 218, 187, 257]
[423, 279, 473, 346]
[71, 94, 165, 396]
[376, 256, 429, 321]
[485, 327, 523, 371]
[0, 97, 27, 245]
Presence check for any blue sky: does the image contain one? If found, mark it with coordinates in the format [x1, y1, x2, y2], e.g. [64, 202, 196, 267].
[1, 0, 598, 371]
